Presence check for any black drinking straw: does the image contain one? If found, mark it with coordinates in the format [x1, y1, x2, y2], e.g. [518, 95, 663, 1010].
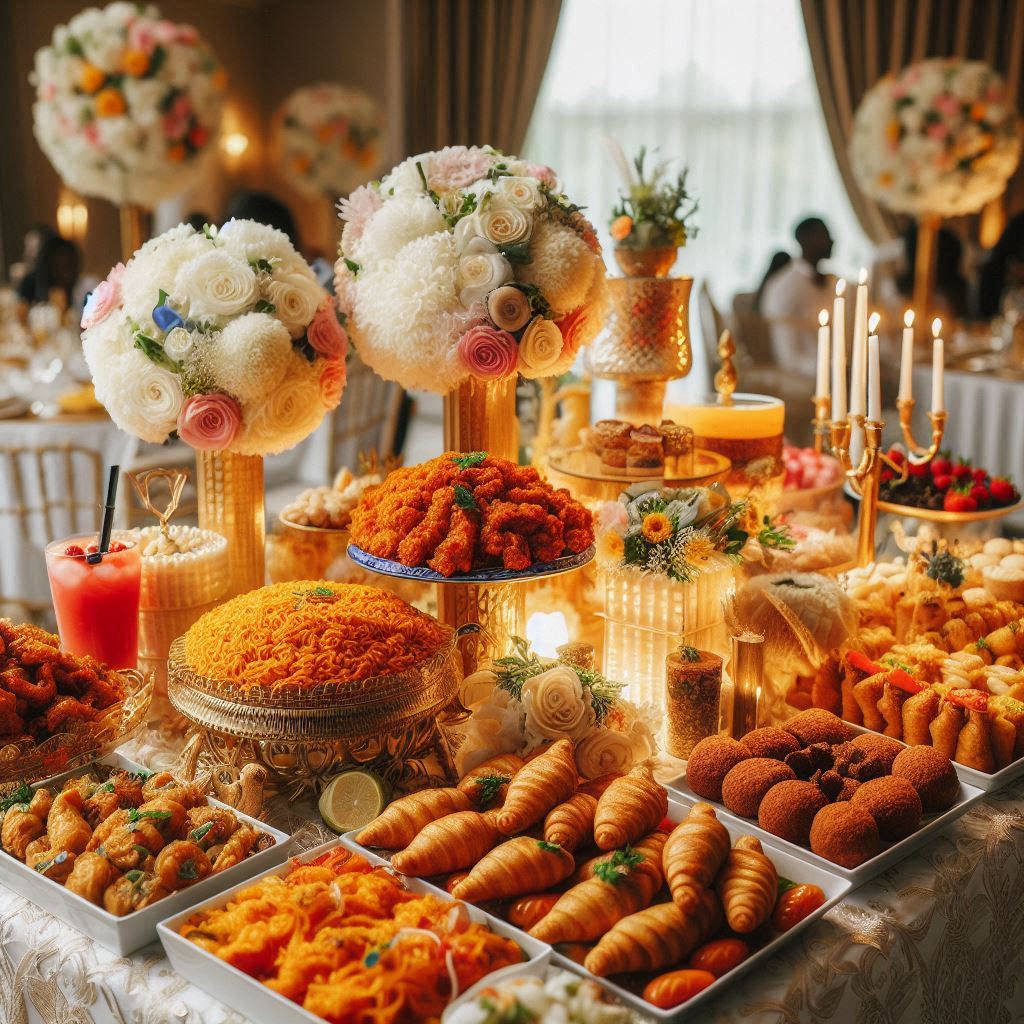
[88, 464, 120, 564]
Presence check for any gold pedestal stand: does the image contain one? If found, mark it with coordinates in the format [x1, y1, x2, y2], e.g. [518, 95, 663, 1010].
[119, 203, 148, 263]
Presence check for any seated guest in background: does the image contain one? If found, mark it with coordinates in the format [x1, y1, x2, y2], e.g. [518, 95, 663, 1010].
[186, 210, 212, 232]
[14, 224, 57, 303]
[761, 217, 835, 370]
[22, 235, 85, 312]
[874, 223, 969, 321]
[754, 250, 792, 311]
[977, 211, 1024, 320]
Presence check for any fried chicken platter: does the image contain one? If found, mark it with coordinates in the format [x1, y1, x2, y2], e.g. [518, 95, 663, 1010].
[349, 451, 595, 577]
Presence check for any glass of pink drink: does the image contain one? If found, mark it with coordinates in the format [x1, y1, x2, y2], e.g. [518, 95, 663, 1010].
[45, 533, 141, 669]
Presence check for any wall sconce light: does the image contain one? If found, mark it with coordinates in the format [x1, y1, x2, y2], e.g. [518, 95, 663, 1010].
[222, 132, 249, 159]
[56, 192, 88, 241]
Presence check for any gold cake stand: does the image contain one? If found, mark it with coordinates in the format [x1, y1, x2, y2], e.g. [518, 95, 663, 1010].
[166, 629, 476, 799]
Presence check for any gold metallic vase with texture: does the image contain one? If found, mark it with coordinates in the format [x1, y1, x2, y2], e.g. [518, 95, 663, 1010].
[587, 275, 693, 425]
[196, 450, 265, 598]
[443, 375, 519, 463]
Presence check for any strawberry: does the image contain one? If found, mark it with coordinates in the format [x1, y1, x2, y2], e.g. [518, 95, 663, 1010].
[887, 448, 906, 466]
[944, 489, 977, 513]
[907, 459, 929, 478]
[972, 467, 988, 485]
[932, 473, 953, 491]
[930, 456, 952, 476]
[969, 483, 990, 508]
[63, 544, 85, 557]
[952, 460, 972, 481]
[989, 478, 1018, 506]
[85, 542, 99, 554]
[107, 540, 127, 553]
[881, 468, 895, 482]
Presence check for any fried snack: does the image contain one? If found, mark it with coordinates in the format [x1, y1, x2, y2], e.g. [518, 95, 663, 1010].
[543, 793, 597, 852]
[154, 840, 212, 891]
[809, 803, 880, 867]
[100, 810, 165, 870]
[954, 710, 1012, 773]
[103, 871, 170, 916]
[578, 772, 624, 800]
[494, 739, 577, 835]
[784, 708, 853, 746]
[583, 890, 722, 977]
[28, 845, 76, 883]
[593, 765, 668, 850]
[851, 777, 922, 841]
[507, 892, 560, 931]
[685, 736, 751, 801]
[929, 701, 965, 759]
[209, 822, 259, 873]
[452, 836, 574, 903]
[1, 789, 51, 860]
[142, 772, 208, 809]
[716, 835, 778, 933]
[757, 781, 828, 846]
[852, 674, 887, 732]
[391, 811, 498, 876]
[349, 453, 595, 576]
[357, 788, 472, 849]
[740, 727, 800, 760]
[991, 695, 1024, 757]
[573, 829, 668, 885]
[529, 836, 664, 943]
[902, 688, 940, 747]
[184, 806, 240, 849]
[878, 682, 910, 739]
[47, 789, 92, 856]
[64, 851, 120, 905]
[457, 754, 525, 807]
[720, 759, 797, 818]
[663, 802, 731, 913]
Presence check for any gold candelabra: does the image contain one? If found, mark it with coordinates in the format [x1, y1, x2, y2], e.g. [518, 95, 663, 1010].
[811, 394, 831, 453]
[896, 399, 948, 464]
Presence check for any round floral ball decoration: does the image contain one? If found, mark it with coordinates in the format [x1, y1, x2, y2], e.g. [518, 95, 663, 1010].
[336, 145, 608, 394]
[273, 83, 383, 200]
[851, 58, 1021, 218]
[31, 2, 226, 207]
[82, 219, 347, 455]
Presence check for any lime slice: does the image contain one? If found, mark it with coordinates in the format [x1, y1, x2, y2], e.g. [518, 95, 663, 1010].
[319, 770, 389, 834]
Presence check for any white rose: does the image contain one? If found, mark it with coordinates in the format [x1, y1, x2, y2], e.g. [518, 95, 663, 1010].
[575, 727, 637, 780]
[521, 664, 596, 743]
[237, 363, 325, 455]
[455, 688, 526, 776]
[453, 212, 485, 253]
[175, 249, 258, 319]
[163, 326, 198, 362]
[517, 316, 563, 378]
[265, 270, 324, 337]
[498, 176, 542, 210]
[103, 350, 183, 442]
[479, 199, 532, 246]
[456, 251, 512, 308]
[122, 78, 167, 127]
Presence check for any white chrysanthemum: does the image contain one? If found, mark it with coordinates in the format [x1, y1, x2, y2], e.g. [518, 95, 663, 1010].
[121, 229, 211, 322]
[236, 358, 326, 456]
[378, 155, 429, 198]
[218, 219, 300, 266]
[82, 315, 136, 406]
[121, 78, 166, 127]
[515, 219, 597, 316]
[350, 231, 464, 392]
[546, 269, 609, 377]
[351, 194, 445, 265]
[204, 313, 293, 403]
[175, 249, 259, 320]
[265, 269, 324, 337]
[101, 349, 183, 443]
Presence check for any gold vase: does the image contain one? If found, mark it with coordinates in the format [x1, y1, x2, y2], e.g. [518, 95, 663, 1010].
[437, 581, 524, 675]
[614, 246, 678, 278]
[443, 375, 519, 462]
[196, 450, 265, 598]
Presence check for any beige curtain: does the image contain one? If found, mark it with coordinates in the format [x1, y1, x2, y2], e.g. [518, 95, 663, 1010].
[398, 0, 562, 156]
[801, 0, 1024, 243]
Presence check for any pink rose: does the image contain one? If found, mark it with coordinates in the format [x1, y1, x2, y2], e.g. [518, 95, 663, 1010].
[457, 324, 519, 381]
[81, 262, 125, 329]
[927, 121, 949, 140]
[177, 393, 242, 450]
[319, 360, 346, 409]
[934, 93, 960, 118]
[307, 299, 347, 360]
[523, 162, 558, 189]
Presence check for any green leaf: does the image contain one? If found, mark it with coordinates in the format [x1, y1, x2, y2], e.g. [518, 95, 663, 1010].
[148, 45, 167, 76]
[922, 547, 965, 589]
[777, 876, 798, 893]
[133, 332, 180, 373]
[157, 289, 169, 306]
[451, 451, 488, 469]
[537, 840, 563, 853]
[248, 257, 277, 274]
[453, 484, 477, 511]
[514, 283, 552, 320]
[0, 783, 33, 816]
[343, 257, 361, 276]
[202, 223, 218, 240]
[498, 241, 531, 265]
[757, 514, 796, 551]
[128, 807, 172, 824]
[253, 298, 277, 314]
[678, 645, 700, 662]
[473, 774, 510, 809]
[65, 36, 84, 56]
[593, 845, 644, 885]
[178, 860, 200, 880]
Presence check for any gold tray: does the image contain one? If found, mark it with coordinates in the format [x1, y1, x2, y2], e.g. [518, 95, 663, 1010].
[846, 484, 1024, 524]
[0, 668, 154, 785]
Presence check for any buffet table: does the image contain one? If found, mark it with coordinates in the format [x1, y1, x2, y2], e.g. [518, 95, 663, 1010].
[2, 718, 1022, 1024]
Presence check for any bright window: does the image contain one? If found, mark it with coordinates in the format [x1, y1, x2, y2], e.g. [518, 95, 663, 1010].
[524, 0, 872, 377]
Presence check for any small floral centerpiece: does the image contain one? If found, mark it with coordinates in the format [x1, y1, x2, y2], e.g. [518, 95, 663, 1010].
[82, 219, 346, 455]
[31, 2, 225, 207]
[851, 58, 1021, 217]
[335, 145, 607, 394]
[273, 83, 384, 200]
[457, 637, 656, 780]
[596, 484, 747, 582]
[608, 148, 699, 277]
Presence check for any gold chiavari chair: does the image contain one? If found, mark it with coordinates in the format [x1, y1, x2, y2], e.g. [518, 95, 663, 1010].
[328, 355, 404, 478]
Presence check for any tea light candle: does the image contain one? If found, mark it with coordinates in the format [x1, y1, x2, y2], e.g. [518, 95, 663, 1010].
[931, 318, 944, 413]
[729, 630, 764, 739]
[816, 309, 830, 397]
[868, 313, 881, 422]
[831, 280, 847, 421]
[898, 310, 914, 401]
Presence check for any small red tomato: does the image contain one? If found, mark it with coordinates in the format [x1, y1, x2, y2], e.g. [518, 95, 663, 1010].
[85, 542, 100, 554]
[772, 883, 826, 931]
[907, 460, 929, 478]
[507, 892, 560, 930]
[887, 448, 905, 466]
[63, 544, 85, 557]
[643, 969, 716, 1008]
[107, 540, 127, 552]
[689, 938, 749, 976]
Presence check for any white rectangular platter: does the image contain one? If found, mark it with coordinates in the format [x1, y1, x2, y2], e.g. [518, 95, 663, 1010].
[666, 766, 984, 886]
[345, 794, 853, 1022]
[0, 752, 292, 956]
[157, 837, 551, 1024]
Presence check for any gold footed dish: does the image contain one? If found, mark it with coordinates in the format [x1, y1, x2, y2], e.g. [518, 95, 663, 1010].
[614, 246, 678, 278]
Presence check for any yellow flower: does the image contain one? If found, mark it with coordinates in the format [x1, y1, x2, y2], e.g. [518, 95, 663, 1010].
[212, 68, 229, 91]
[597, 531, 625, 564]
[681, 534, 715, 564]
[641, 512, 673, 544]
[885, 119, 901, 145]
[120, 49, 150, 77]
[970, 102, 987, 122]
[610, 214, 633, 242]
[79, 62, 106, 95]
[95, 87, 126, 118]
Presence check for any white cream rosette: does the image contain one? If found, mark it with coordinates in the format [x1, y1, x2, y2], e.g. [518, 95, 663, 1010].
[518, 316, 564, 379]
[265, 270, 324, 337]
[574, 727, 637, 780]
[104, 350, 184, 443]
[455, 687, 526, 776]
[497, 176, 543, 210]
[521, 664, 596, 745]
[479, 200, 533, 246]
[175, 249, 258, 320]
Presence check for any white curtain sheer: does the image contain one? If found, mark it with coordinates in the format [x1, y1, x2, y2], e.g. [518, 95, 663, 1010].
[523, 0, 873, 390]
